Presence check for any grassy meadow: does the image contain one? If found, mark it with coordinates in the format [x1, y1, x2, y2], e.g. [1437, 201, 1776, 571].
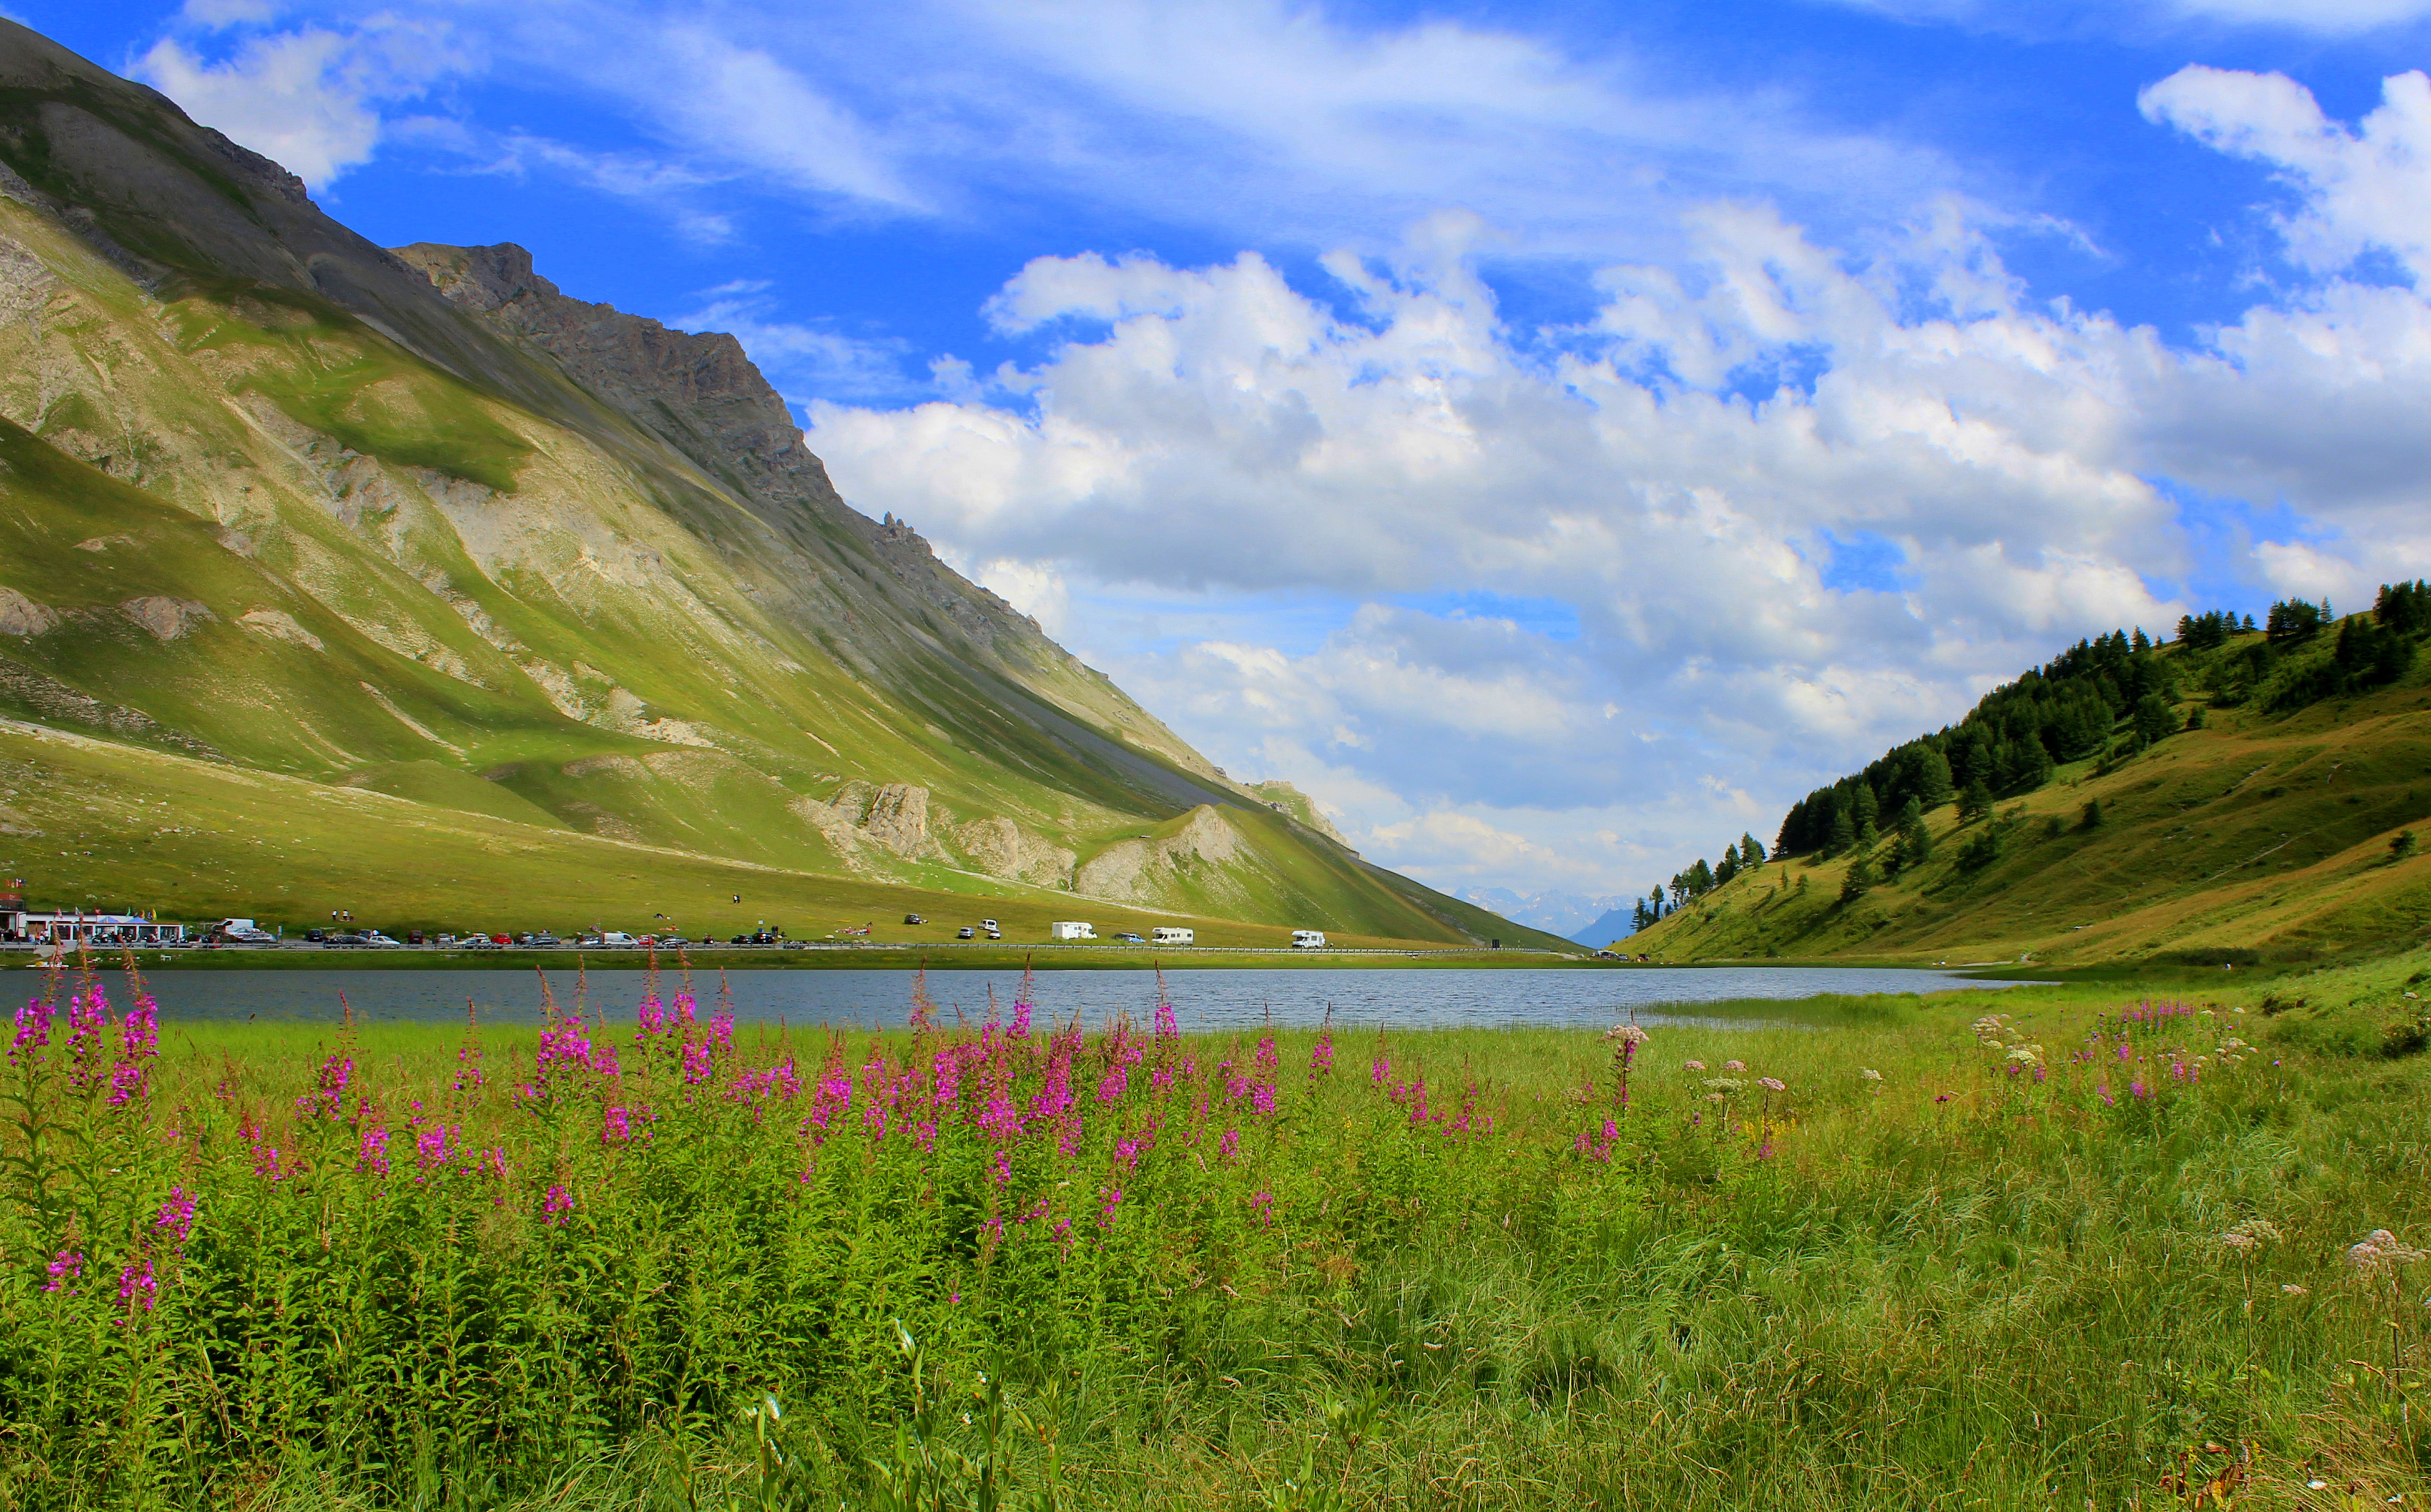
[3, 953, 2428, 1510]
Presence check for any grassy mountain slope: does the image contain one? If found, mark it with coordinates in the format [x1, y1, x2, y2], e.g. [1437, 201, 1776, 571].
[0, 21, 1566, 951]
[1626, 630, 2431, 964]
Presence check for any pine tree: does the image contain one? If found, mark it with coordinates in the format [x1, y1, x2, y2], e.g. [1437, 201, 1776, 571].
[1826, 803, 1856, 856]
[1740, 832, 1766, 865]
[1959, 776, 1993, 824]
[1840, 849, 1876, 903]
[2080, 798, 2102, 830]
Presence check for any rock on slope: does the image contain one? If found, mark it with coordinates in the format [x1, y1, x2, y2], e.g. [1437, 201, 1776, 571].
[0, 18, 1558, 948]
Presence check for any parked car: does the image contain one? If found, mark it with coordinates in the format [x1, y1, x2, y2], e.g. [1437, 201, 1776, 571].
[1112, 931, 1145, 944]
[361, 931, 404, 949]
[530, 932, 560, 947]
[980, 919, 999, 931]
[957, 926, 975, 939]
[903, 913, 926, 925]
[458, 935, 498, 950]
[985, 928, 1002, 940]
[303, 929, 328, 943]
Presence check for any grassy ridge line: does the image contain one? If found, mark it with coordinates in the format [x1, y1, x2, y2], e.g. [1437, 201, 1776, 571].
[1629, 666, 2431, 965]
[0, 720, 1570, 952]
[8, 947, 2425, 1505]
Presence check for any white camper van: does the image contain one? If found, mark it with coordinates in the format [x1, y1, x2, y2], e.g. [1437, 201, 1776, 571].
[1049, 920, 1096, 941]
[1151, 926, 1194, 947]
[1291, 929, 1326, 950]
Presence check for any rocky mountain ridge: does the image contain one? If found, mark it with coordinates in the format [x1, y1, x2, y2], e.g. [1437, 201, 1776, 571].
[0, 17, 1561, 948]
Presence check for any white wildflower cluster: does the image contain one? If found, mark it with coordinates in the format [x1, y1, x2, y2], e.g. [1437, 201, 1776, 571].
[1681, 1059, 1707, 1072]
[2348, 1229, 2427, 1273]
[2214, 1036, 2253, 1065]
[1604, 1024, 1651, 1047]
[1757, 1077, 1787, 1093]
[1702, 1077, 1747, 1094]
[2219, 1218, 2282, 1253]
[1859, 1068, 1883, 1082]
[1974, 1014, 2042, 1065]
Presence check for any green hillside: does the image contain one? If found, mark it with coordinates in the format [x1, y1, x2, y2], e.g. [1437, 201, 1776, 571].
[1626, 602, 2431, 965]
[0, 22, 1566, 952]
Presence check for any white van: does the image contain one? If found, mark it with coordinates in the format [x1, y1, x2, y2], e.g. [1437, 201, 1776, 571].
[1291, 929, 1326, 950]
[1049, 920, 1096, 940]
[1151, 926, 1194, 946]
[598, 931, 640, 948]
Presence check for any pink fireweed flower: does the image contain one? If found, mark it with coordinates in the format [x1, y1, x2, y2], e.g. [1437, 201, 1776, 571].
[1113, 1135, 1145, 1172]
[990, 1147, 1012, 1186]
[297, 1049, 354, 1120]
[1371, 1054, 1391, 1085]
[602, 1105, 635, 1144]
[1098, 1065, 1128, 1104]
[153, 1188, 196, 1246]
[1255, 1033, 1278, 1072]
[541, 1183, 574, 1226]
[1250, 1081, 1278, 1116]
[1099, 1186, 1124, 1227]
[1251, 1189, 1275, 1227]
[107, 990, 160, 1106]
[11, 995, 52, 1063]
[1154, 995, 1178, 1044]
[356, 1125, 391, 1176]
[117, 1253, 156, 1313]
[1310, 1028, 1334, 1078]
[44, 1247, 83, 1293]
[1219, 1127, 1240, 1163]
[64, 986, 108, 1091]
[1010, 997, 1033, 1038]
[413, 1122, 457, 1177]
[2130, 1080, 2150, 1100]
[2096, 1083, 2114, 1106]
[681, 1037, 713, 1086]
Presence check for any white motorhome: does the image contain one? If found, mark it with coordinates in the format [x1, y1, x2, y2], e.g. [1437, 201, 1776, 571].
[1049, 920, 1096, 941]
[1291, 929, 1326, 950]
[1151, 926, 1194, 946]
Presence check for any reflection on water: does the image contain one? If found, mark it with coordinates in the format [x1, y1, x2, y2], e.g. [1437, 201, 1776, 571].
[53, 965, 2032, 1033]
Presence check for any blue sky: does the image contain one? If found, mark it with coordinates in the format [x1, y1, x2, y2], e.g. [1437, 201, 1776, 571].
[23, 0, 2431, 901]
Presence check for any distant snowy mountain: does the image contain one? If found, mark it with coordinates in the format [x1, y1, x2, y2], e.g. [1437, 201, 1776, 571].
[1459, 888, 1629, 941]
[1569, 908, 1640, 949]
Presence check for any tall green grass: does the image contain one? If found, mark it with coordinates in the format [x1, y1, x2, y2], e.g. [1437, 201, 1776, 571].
[2, 959, 2425, 1509]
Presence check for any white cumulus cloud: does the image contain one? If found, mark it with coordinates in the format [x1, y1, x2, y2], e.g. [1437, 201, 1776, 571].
[134, 16, 473, 187]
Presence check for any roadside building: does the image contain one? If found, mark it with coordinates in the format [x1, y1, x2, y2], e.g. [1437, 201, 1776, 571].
[3, 909, 188, 946]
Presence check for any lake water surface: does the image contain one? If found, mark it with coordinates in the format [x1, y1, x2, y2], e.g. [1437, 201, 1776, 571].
[61, 965, 2035, 1033]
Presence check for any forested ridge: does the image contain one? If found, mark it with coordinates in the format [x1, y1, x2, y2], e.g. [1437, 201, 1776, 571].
[1627, 580, 2431, 934]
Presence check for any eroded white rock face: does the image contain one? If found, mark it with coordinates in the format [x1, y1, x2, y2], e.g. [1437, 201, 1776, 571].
[119, 595, 215, 640]
[0, 585, 59, 636]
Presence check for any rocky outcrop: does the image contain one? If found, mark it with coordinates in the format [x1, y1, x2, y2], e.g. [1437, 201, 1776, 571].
[0, 586, 57, 636]
[951, 814, 1077, 888]
[1074, 805, 1248, 904]
[120, 595, 213, 640]
[236, 606, 322, 651]
[792, 781, 948, 863]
